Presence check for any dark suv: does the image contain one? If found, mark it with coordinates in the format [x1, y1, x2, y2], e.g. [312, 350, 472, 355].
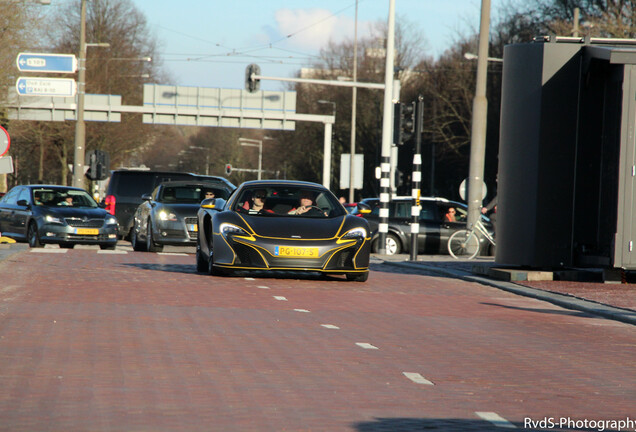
[354, 197, 495, 256]
[104, 169, 235, 239]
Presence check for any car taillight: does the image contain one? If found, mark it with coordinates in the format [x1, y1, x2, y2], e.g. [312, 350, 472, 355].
[104, 194, 116, 215]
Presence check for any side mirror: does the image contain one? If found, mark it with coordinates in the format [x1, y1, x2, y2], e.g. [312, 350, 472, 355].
[141, 194, 152, 201]
[201, 197, 225, 210]
[356, 202, 371, 214]
[17, 199, 30, 208]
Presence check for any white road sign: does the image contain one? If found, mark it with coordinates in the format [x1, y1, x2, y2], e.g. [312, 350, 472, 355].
[16, 77, 77, 97]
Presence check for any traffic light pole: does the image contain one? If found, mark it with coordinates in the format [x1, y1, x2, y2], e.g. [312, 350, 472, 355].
[410, 96, 424, 261]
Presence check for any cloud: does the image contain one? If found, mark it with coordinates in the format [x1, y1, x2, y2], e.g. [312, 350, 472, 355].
[274, 8, 369, 51]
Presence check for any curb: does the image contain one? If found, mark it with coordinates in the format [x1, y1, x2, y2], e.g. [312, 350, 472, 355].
[382, 260, 636, 327]
[0, 243, 29, 263]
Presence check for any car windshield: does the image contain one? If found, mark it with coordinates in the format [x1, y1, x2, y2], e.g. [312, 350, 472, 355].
[234, 186, 345, 218]
[32, 188, 98, 208]
[159, 185, 227, 203]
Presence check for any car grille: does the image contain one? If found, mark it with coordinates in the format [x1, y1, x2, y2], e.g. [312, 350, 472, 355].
[65, 218, 104, 228]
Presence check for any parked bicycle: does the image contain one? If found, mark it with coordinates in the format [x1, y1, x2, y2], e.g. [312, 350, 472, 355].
[447, 218, 496, 259]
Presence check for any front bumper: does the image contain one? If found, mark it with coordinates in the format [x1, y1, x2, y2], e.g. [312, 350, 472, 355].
[213, 233, 371, 273]
[153, 217, 198, 246]
[39, 223, 118, 246]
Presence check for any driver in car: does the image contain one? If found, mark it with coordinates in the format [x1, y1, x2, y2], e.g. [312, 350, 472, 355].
[288, 191, 323, 215]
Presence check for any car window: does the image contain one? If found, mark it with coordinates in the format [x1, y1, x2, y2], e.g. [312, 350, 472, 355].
[419, 202, 438, 221]
[32, 188, 98, 208]
[234, 186, 345, 217]
[114, 172, 157, 198]
[394, 202, 410, 218]
[1, 187, 21, 205]
[17, 188, 30, 204]
[159, 185, 211, 204]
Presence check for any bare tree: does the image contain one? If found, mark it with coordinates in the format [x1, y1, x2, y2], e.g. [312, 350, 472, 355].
[7, 0, 162, 186]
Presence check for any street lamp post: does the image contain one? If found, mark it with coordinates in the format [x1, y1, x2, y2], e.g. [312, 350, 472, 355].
[238, 138, 271, 180]
[72, 0, 109, 188]
[318, 100, 336, 190]
[466, 0, 492, 228]
[189, 145, 209, 175]
[106, 56, 152, 93]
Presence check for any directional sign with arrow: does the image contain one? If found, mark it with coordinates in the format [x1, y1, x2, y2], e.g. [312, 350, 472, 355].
[16, 77, 77, 97]
[16, 52, 77, 73]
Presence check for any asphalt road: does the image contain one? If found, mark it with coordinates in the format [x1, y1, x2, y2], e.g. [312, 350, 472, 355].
[0, 244, 634, 431]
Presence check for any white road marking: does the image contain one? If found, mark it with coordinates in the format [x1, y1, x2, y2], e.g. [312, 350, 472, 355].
[97, 250, 127, 254]
[294, 309, 310, 313]
[321, 324, 340, 329]
[356, 342, 378, 350]
[273, 296, 288, 301]
[475, 412, 516, 428]
[30, 249, 67, 253]
[157, 252, 188, 256]
[244, 277, 255, 281]
[402, 372, 434, 385]
[256, 286, 270, 289]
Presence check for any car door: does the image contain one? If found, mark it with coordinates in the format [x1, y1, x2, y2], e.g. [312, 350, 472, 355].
[0, 187, 21, 235]
[417, 201, 444, 253]
[389, 201, 412, 248]
[13, 188, 32, 238]
[0, 187, 28, 240]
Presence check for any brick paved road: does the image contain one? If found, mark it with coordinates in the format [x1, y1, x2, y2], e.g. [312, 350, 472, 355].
[0, 247, 635, 431]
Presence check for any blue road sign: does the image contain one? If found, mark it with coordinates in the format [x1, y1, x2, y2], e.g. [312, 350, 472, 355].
[16, 77, 77, 97]
[16, 52, 77, 73]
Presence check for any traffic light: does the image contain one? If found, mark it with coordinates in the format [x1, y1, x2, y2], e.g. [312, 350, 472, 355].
[225, 164, 232, 175]
[393, 102, 415, 145]
[245, 64, 261, 93]
[85, 149, 109, 181]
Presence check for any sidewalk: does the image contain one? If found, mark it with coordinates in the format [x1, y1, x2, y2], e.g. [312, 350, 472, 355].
[373, 254, 636, 326]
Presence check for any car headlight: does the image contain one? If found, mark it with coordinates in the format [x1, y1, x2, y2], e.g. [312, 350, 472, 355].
[341, 227, 367, 240]
[44, 214, 63, 224]
[158, 210, 177, 221]
[219, 222, 249, 236]
[105, 216, 118, 226]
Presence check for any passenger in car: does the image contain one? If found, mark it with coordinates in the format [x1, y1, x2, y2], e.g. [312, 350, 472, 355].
[243, 189, 274, 214]
[444, 207, 457, 222]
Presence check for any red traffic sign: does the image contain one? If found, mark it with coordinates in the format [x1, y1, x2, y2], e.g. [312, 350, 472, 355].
[0, 126, 10, 157]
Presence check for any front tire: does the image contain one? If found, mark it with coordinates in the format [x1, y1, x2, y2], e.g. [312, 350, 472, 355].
[131, 221, 147, 251]
[207, 251, 224, 276]
[146, 220, 163, 253]
[448, 230, 480, 259]
[196, 248, 208, 273]
[373, 233, 401, 255]
[27, 222, 42, 248]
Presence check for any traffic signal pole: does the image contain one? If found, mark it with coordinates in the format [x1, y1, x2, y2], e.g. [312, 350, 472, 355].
[410, 96, 424, 261]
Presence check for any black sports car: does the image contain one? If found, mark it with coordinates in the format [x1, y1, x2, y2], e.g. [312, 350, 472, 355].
[131, 181, 232, 252]
[196, 180, 371, 281]
[0, 185, 118, 249]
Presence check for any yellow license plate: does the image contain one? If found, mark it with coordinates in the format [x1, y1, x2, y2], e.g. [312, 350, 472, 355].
[75, 228, 99, 235]
[274, 246, 319, 258]
[188, 224, 198, 232]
